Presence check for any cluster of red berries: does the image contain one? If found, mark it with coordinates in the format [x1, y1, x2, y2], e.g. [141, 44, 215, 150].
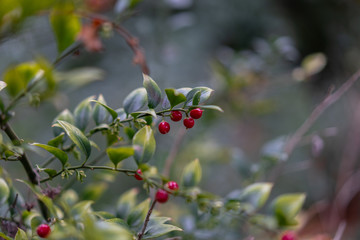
[158, 108, 203, 134]
[134, 169, 179, 204]
[37, 224, 51, 238]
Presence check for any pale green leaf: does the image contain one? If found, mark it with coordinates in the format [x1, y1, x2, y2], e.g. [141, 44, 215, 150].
[132, 126, 156, 165]
[143, 74, 162, 109]
[32, 143, 68, 167]
[123, 88, 147, 114]
[181, 159, 202, 187]
[0, 178, 10, 204]
[106, 146, 134, 168]
[273, 193, 306, 227]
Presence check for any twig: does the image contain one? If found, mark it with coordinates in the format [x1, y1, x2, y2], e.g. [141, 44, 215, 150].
[333, 221, 346, 240]
[284, 69, 360, 156]
[40, 165, 135, 183]
[137, 200, 157, 240]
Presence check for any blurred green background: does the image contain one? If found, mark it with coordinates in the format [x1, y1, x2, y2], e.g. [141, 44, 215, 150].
[2, 0, 360, 239]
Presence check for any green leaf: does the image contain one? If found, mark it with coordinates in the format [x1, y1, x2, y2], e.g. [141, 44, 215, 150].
[130, 109, 157, 119]
[50, 2, 81, 54]
[132, 126, 156, 165]
[116, 188, 138, 219]
[237, 183, 273, 213]
[92, 98, 118, 123]
[3, 62, 41, 97]
[47, 132, 65, 147]
[14, 228, 27, 240]
[123, 88, 147, 114]
[192, 91, 201, 106]
[0, 232, 12, 240]
[52, 109, 75, 137]
[273, 193, 306, 227]
[164, 88, 187, 109]
[162, 87, 191, 109]
[144, 217, 182, 239]
[55, 120, 91, 159]
[44, 168, 57, 178]
[115, 108, 127, 120]
[184, 87, 214, 106]
[127, 198, 150, 228]
[74, 96, 94, 131]
[0, 178, 10, 204]
[181, 158, 202, 187]
[106, 146, 134, 168]
[81, 182, 108, 201]
[56, 67, 105, 89]
[143, 74, 162, 109]
[193, 105, 224, 112]
[32, 143, 68, 167]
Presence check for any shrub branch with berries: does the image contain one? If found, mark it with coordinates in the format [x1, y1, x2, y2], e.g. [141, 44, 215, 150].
[0, 1, 307, 240]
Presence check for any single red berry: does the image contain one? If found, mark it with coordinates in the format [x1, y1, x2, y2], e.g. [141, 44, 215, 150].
[190, 108, 203, 119]
[134, 169, 143, 180]
[170, 111, 182, 122]
[281, 231, 296, 240]
[155, 189, 169, 203]
[183, 117, 195, 129]
[37, 224, 51, 238]
[166, 181, 179, 191]
[158, 121, 170, 134]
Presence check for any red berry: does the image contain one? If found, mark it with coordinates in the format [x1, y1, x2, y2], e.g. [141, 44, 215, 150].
[170, 111, 182, 122]
[155, 189, 169, 203]
[134, 169, 143, 180]
[158, 121, 170, 134]
[281, 231, 296, 240]
[183, 117, 195, 129]
[190, 108, 203, 119]
[37, 224, 51, 238]
[166, 181, 179, 191]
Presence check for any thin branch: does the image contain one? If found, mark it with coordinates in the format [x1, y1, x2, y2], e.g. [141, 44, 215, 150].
[40, 165, 135, 183]
[137, 200, 157, 240]
[284, 69, 360, 156]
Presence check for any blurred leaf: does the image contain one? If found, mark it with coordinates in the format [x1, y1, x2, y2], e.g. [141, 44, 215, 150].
[14, 228, 27, 240]
[117, 188, 138, 219]
[143, 74, 162, 109]
[0, 178, 10, 204]
[0, 81, 7, 92]
[132, 126, 156, 165]
[47, 132, 65, 147]
[56, 120, 91, 159]
[106, 146, 134, 168]
[115, 108, 127, 120]
[273, 193, 306, 227]
[32, 143, 68, 167]
[44, 168, 57, 178]
[50, 2, 81, 54]
[193, 105, 223, 112]
[81, 182, 108, 201]
[184, 87, 213, 106]
[182, 159, 202, 187]
[52, 109, 74, 137]
[105, 218, 129, 229]
[302, 53, 327, 77]
[74, 96, 94, 131]
[123, 88, 147, 114]
[3, 62, 40, 97]
[0, 232, 12, 240]
[261, 136, 288, 163]
[56, 67, 105, 89]
[92, 98, 117, 123]
[164, 88, 187, 109]
[144, 217, 182, 239]
[127, 198, 151, 228]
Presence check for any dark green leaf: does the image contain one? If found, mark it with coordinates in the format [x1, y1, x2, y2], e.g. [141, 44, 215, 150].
[47, 132, 65, 147]
[92, 99, 118, 122]
[106, 146, 134, 168]
[92, 95, 112, 125]
[52, 109, 74, 137]
[192, 91, 201, 106]
[123, 88, 147, 114]
[193, 105, 224, 112]
[0, 232, 12, 240]
[143, 74, 162, 109]
[273, 193, 306, 227]
[144, 217, 182, 239]
[184, 87, 214, 106]
[127, 198, 150, 228]
[130, 109, 156, 119]
[32, 143, 68, 167]
[164, 88, 187, 109]
[55, 120, 91, 159]
[50, 2, 81, 54]
[74, 96, 94, 131]
[181, 158, 202, 187]
[132, 126, 156, 165]
[162, 87, 190, 109]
